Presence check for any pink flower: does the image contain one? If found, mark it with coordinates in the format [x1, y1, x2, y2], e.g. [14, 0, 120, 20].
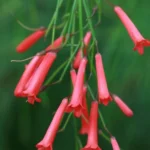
[95, 53, 112, 105]
[36, 98, 68, 150]
[70, 69, 89, 132]
[14, 55, 43, 97]
[67, 57, 87, 117]
[113, 94, 133, 117]
[73, 32, 91, 69]
[114, 6, 150, 55]
[23, 52, 56, 104]
[111, 137, 120, 150]
[82, 101, 102, 150]
[79, 86, 89, 135]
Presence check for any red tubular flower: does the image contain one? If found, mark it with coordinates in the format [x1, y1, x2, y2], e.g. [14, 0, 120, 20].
[23, 52, 56, 104]
[45, 36, 65, 51]
[36, 98, 68, 150]
[95, 53, 112, 105]
[114, 6, 150, 55]
[73, 32, 91, 69]
[111, 137, 120, 150]
[14, 55, 43, 97]
[113, 94, 133, 117]
[70, 69, 89, 133]
[67, 57, 87, 117]
[16, 29, 45, 53]
[82, 101, 102, 150]
[79, 86, 89, 135]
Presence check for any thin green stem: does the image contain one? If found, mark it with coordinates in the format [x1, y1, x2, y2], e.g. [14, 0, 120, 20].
[45, 60, 68, 85]
[58, 43, 80, 81]
[98, 109, 106, 129]
[83, 0, 96, 39]
[99, 130, 110, 142]
[95, 0, 102, 24]
[45, 0, 64, 38]
[73, 117, 79, 150]
[77, 137, 83, 148]
[58, 113, 72, 132]
[87, 84, 96, 100]
[88, 41, 95, 73]
[99, 130, 124, 150]
[61, 19, 69, 36]
[64, 0, 77, 45]
[98, 109, 112, 136]
[78, 0, 83, 43]
[71, 12, 76, 58]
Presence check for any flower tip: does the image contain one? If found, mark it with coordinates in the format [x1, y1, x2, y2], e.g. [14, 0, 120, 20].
[100, 96, 112, 106]
[111, 137, 120, 150]
[36, 141, 52, 150]
[95, 52, 102, 58]
[114, 6, 122, 12]
[62, 98, 68, 105]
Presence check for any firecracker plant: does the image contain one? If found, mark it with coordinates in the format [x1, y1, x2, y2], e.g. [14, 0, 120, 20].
[13, 0, 150, 149]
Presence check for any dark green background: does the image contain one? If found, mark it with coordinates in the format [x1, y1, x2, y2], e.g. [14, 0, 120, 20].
[0, 0, 150, 149]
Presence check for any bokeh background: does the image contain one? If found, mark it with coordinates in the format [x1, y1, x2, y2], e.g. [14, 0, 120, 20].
[1, 0, 150, 149]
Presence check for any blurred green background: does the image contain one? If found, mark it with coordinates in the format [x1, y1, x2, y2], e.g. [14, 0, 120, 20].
[1, 0, 150, 149]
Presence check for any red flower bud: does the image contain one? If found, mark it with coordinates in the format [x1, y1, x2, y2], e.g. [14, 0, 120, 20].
[114, 6, 150, 55]
[16, 29, 45, 53]
[113, 94, 133, 117]
[45, 36, 65, 51]
[36, 98, 68, 150]
[95, 53, 112, 105]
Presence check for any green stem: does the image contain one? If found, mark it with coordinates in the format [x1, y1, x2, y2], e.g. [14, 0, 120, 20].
[87, 84, 96, 100]
[99, 130, 110, 142]
[44, 59, 68, 85]
[83, 0, 96, 39]
[88, 41, 95, 73]
[71, 12, 76, 58]
[61, 19, 69, 36]
[64, 0, 77, 45]
[73, 117, 78, 150]
[45, 0, 64, 38]
[58, 113, 72, 132]
[77, 137, 83, 148]
[98, 109, 107, 129]
[78, 0, 83, 43]
[95, 0, 102, 24]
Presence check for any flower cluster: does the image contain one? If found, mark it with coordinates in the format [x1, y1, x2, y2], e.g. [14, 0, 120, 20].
[14, 3, 149, 150]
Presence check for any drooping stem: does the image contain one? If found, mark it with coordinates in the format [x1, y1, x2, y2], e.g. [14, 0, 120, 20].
[78, 0, 84, 47]
[73, 117, 79, 150]
[58, 113, 73, 132]
[45, 0, 64, 38]
[83, 0, 96, 40]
